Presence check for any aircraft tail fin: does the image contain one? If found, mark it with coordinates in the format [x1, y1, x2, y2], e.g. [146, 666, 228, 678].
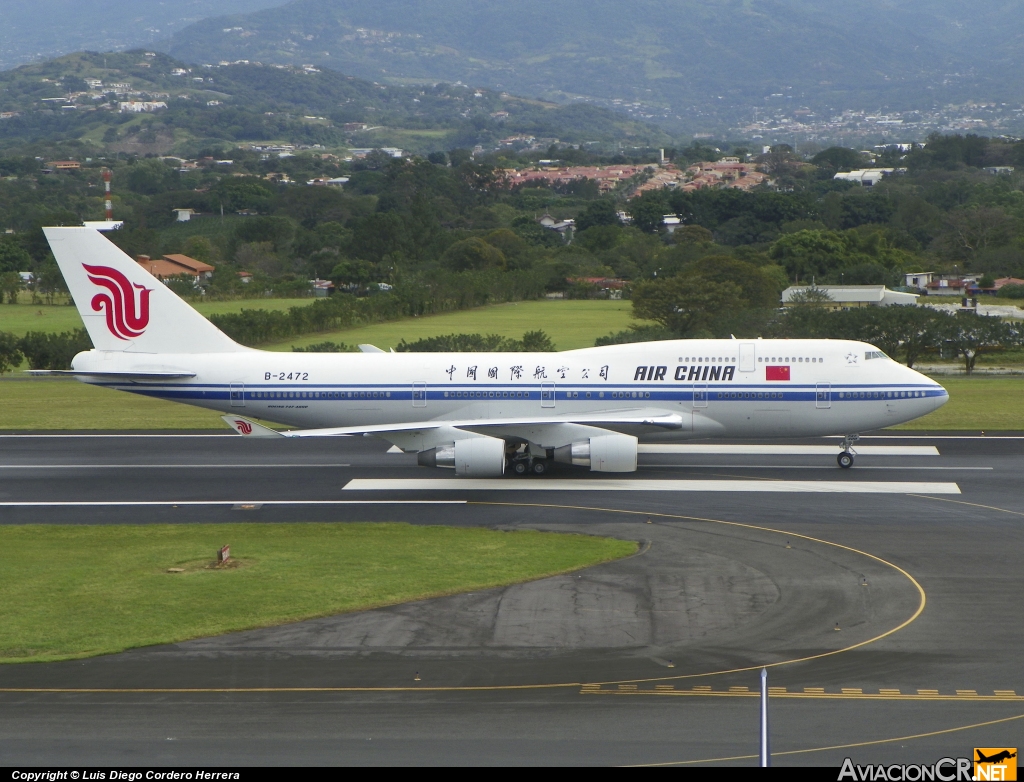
[44, 227, 247, 354]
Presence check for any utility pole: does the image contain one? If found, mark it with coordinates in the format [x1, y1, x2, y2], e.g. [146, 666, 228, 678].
[103, 168, 113, 221]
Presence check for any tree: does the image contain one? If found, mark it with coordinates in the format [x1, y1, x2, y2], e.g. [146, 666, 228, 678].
[627, 193, 667, 234]
[441, 237, 506, 271]
[940, 312, 1019, 375]
[682, 255, 783, 309]
[631, 274, 743, 336]
[575, 199, 619, 232]
[769, 230, 848, 281]
[164, 273, 199, 298]
[934, 207, 1012, 263]
[673, 225, 714, 245]
[181, 236, 220, 265]
[330, 259, 376, 289]
[0, 271, 21, 304]
[0, 237, 32, 273]
[811, 147, 865, 173]
[18, 329, 92, 370]
[892, 306, 946, 368]
[0, 331, 23, 373]
[756, 144, 799, 176]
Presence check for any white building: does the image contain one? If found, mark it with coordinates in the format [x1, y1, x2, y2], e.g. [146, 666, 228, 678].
[904, 272, 936, 290]
[118, 101, 167, 113]
[833, 168, 905, 187]
[782, 285, 919, 309]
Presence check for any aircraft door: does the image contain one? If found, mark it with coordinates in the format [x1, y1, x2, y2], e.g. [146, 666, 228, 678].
[412, 382, 427, 408]
[739, 343, 756, 372]
[816, 382, 831, 409]
[541, 382, 555, 408]
[693, 382, 708, 408]
[229, 383, 245, 407]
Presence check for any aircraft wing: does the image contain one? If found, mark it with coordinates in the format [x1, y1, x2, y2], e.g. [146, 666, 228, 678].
[222, 408, 684, 449]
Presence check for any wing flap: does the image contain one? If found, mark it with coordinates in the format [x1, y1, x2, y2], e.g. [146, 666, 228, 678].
[253, 408, 684, 439]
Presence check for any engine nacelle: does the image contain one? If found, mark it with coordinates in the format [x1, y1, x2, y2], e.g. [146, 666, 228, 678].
[417, 437, 505, 477]
[553, 433, 638, 472]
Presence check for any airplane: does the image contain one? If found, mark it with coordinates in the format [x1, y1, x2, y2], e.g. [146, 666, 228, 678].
[976, 751, 1016, 764]
[39, 226, 949, 476]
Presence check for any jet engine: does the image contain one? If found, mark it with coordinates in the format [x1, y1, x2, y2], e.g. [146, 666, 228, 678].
[553, 433, 638, 472]
[416, 437, 506, 477]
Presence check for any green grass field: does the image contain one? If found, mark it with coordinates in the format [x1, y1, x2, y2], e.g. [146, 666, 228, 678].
[275, 299, 637, 352]
[0, 523, 636, 663]
[0, 378, 228, 429]
[890, 376, 1024, 430]
[0, 298, 316, 338]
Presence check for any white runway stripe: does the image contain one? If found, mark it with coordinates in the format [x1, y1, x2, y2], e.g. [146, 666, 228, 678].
[343, 479, 961, 494]
[0, 463, 351, 469]
[0, 500, 465, 507]
[637, 444, 939, 456]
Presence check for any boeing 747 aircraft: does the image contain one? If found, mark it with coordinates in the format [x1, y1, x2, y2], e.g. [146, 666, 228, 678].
[41, 227, 948, 476]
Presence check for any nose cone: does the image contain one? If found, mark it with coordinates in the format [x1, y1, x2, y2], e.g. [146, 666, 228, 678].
[907, 364, 948, 413]
[929, 379, 950, 411]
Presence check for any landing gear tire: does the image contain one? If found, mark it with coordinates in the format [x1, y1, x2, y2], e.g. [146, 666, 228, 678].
[837, 451, 855, 469]
[532, 460, 548, 475]
[512, 461, 528, 475]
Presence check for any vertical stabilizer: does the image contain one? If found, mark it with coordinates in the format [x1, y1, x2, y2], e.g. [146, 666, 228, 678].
[44, 227, 247, 354]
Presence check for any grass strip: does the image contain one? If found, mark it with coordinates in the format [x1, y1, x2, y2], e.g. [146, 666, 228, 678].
[0, 377, 227, 429]
[0, 298, 317, 338]
[265, 299, 637, 352]
[890, 376, 1024, 430]
[0, 522, 637, 663]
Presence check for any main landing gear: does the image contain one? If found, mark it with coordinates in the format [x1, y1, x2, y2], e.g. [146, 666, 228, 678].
[511, 457, 548, 475]
[509, 444, 549, 476]
[837, 434, 860, 469]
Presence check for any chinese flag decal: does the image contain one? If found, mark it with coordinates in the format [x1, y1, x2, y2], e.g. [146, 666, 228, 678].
[766, 365, 791, 381]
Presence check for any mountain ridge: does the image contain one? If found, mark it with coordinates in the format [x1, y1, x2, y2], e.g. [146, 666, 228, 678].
[156, 0, 1024, 129]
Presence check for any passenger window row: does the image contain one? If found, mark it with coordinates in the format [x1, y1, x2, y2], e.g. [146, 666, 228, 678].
[838, 390, 926, 399]
[444, 390, 531, 399]
[253, 391, 389, 399]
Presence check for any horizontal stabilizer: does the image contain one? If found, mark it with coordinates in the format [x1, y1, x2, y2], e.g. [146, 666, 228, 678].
[357, 344, 386, 353]
[221, 416, 285, 438]
[26, 369, 196, 379]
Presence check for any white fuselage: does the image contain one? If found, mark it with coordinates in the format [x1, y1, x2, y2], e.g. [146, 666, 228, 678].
[73, 338, 948, 440]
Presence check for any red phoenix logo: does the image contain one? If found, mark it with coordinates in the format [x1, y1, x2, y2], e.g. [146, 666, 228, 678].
[84, 264, 151, 340]
[235, 420, 253, 435]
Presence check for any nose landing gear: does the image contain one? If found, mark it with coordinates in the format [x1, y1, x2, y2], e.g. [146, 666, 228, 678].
[838, 433, 860, 469]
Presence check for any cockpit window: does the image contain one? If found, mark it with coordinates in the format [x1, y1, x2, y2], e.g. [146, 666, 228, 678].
[864, 351, 887, 360]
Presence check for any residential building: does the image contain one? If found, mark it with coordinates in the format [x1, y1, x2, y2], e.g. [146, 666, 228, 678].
[905, 272, 936, 290]
[172, 208, 196, 222]
[923, 278, 971, 296]
[136, 254, 214, 283]
[48, 160, 80, 170]
[782, 285, 919, 308]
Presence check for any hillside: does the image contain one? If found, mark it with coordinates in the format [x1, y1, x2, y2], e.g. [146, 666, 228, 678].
[0, 0, 284, 71]
[157, 0, 1024, 129]
[0, 51, 674, 155]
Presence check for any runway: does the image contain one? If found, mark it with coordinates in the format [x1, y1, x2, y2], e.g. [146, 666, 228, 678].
[1, 431, 1023, 765]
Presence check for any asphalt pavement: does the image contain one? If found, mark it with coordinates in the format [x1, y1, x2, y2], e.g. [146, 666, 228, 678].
[1, 431, 1022, 766]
